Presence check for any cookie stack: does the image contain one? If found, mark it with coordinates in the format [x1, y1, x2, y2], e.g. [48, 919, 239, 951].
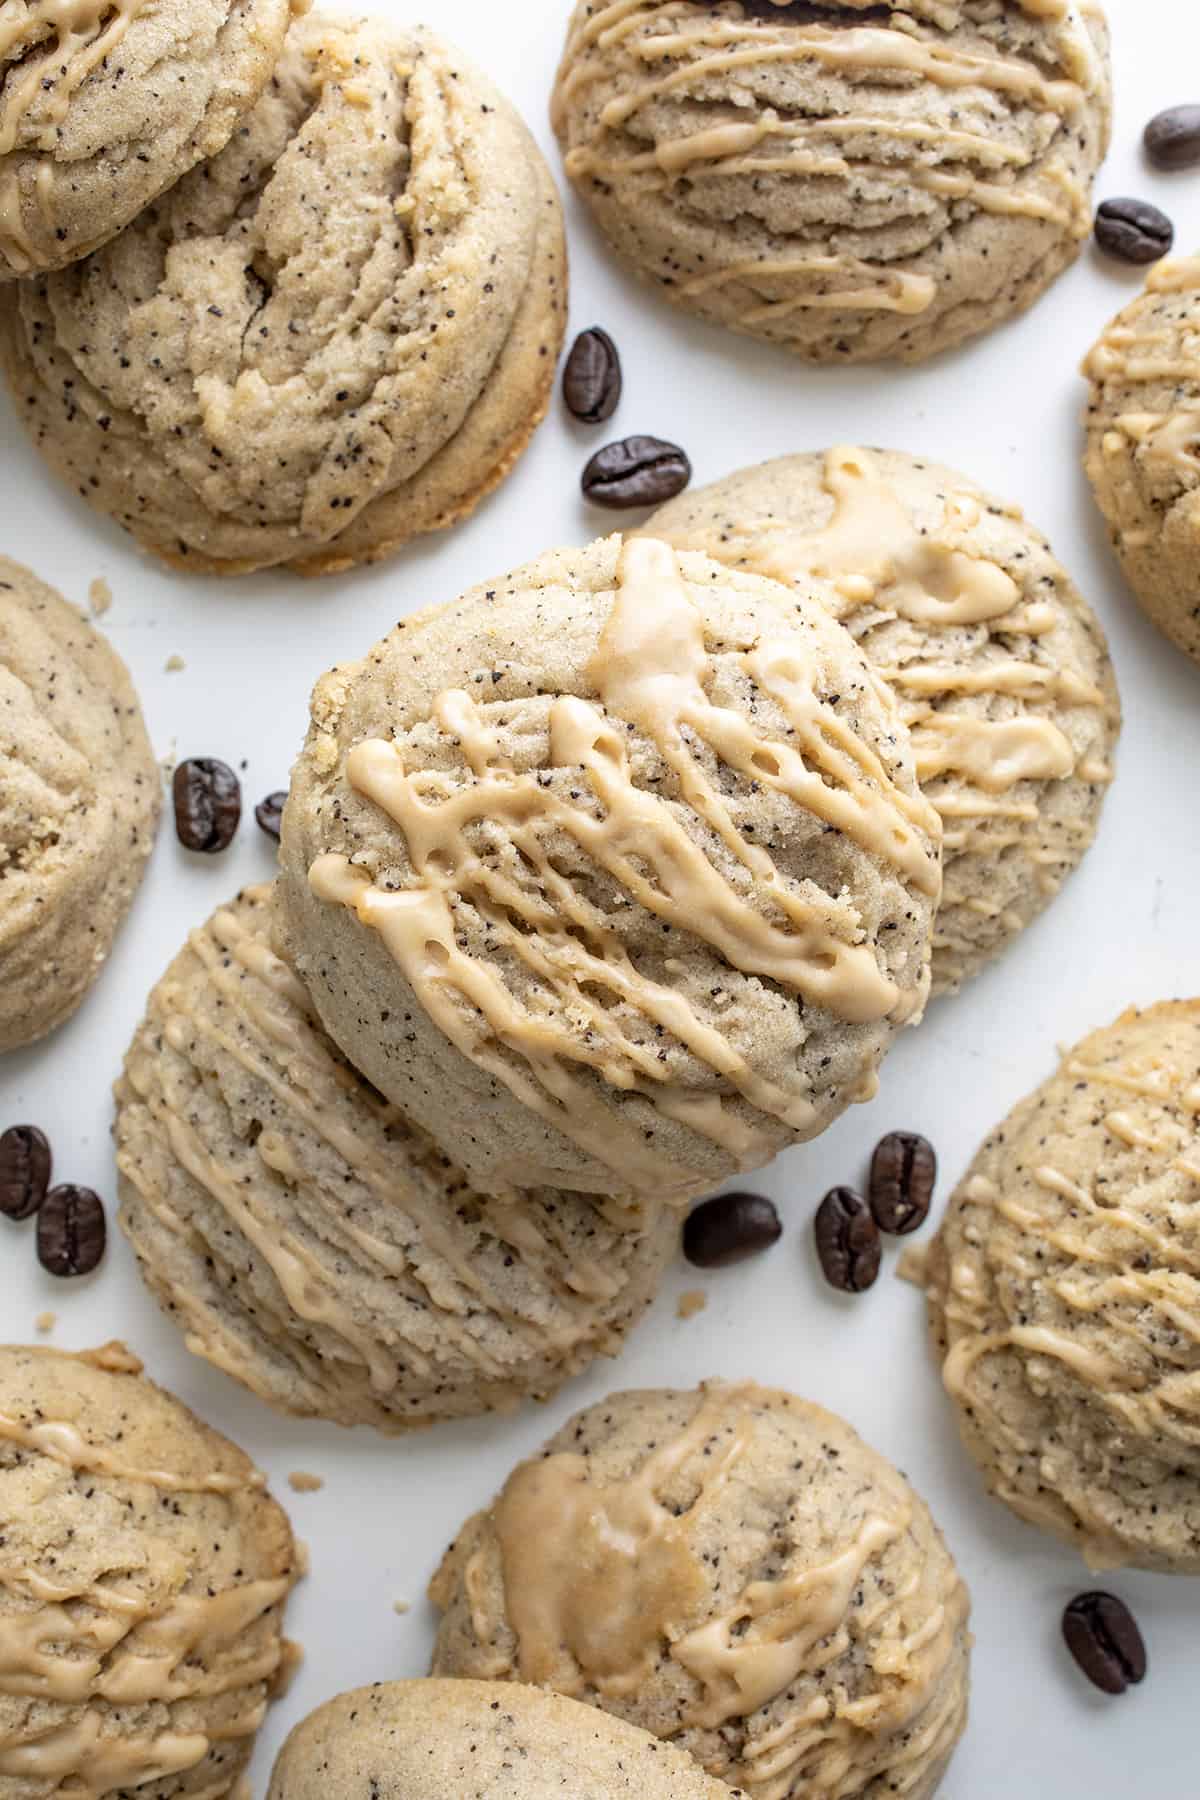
[0, 11, 567, 573]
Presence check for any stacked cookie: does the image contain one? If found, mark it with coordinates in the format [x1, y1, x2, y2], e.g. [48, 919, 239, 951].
[116, 529, 944, 1427]
[0, 13, 567, 573]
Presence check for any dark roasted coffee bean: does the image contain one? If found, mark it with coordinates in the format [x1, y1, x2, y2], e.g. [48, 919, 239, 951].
[255, 791, 287, 841]
[1094, 197, 1174, 264]
[563, 328, 622, 424]
[37, 1184, 107, 1277]
[581, 436, 691, 509]
[869, 1131, 937, 1235]
[683, 1192, 782, 1268]
[1062, 1593, 1147, 1695]
[0, 1125, 52, 1221]
[814, 1187, 880, 1293]
[173, 758, 242, 853]
[736, 1, 891, 20]
[1144, 105, 1200, 170]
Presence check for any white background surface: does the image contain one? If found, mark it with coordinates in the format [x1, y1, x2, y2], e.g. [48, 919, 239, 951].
[1, 0, 1197, 1792]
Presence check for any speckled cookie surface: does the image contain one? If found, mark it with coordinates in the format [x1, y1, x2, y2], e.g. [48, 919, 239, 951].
[0, 558, 159, 1053]
[648, 448, 1120, 996]
[0, 0, 296, 280]
[1083, 255, 1200, 667]
[116, 884, 677, 1434]
[0, 13, 567, 575]
[430, 1383, 971, 1800]
[927, 1001, 1200, 1574]
[268, 1679, 737, 1799]
[0, 1341, 299, 1798]
[551, 0, 1111, 364]
[277, 533, 940, 1211]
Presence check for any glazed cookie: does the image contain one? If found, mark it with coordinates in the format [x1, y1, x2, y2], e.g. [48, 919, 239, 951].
[0, 1340, 299, 1797]
[431, 1383, 971, 1799]
[0, 14, 567, 575]
[278, 534, 941, 1210]
[0, 558, 159, 1053]
[1083, 255, 1200, 666]
[926, 1001, 1200, 1574]
[0, 0, 297, 280]
[551, 0, 1111, 364]
[268, 1679, 736, 1799]
[116, 885, 677, 1433]
[648, 448, 1120, 995]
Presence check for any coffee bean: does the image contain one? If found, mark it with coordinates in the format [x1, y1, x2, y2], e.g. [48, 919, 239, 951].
[814, 1187, 881, 1293]
[1144, 105, 1200, 170]
[173, 758, 242, 853]
[683, 1192, 782, 1268]
[869, 1131, 936, 1235]
[255, 791, 287, 841]
[37, 1184, 107, 1277]
[1062, 1593, 1147, 1695]
[581, 436, 691, 509]
[563, 328, 622, 424]
[1094, 198, 1174, 265]
[0, 1126, 52, 1221]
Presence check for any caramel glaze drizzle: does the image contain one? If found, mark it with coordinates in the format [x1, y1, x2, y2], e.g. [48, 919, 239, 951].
[0, 1352, 292, 1795]
[311, 538, 939, 1201]
[650, 447, 1116, 979]
[441, 1383, 969, 1800]
[0, 0, 152, 271]
[551, 0, 1105, 328]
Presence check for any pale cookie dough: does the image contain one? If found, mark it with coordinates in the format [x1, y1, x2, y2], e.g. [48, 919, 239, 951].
[430, 1383, 971, 1800]
[115, 884, 677, 1434]
[648, 447, 1120, 995]
[278, 534, 941, 1211]
[1083, 255, 1200, 666]
[0, 558, 159, 1053]
[551, 0, 1111, 364]
[0, 1340, 299, 1798]
[0, 0, 297, 281]
[268, 1679, 739, 1799]
[927, 1001, 1200, 1574]
[0, 14, 567, 575]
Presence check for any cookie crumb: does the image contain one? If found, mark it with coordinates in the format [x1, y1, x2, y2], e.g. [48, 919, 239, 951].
[293, 1539, 311, 1578]
[88, 576, 112, 616]
[288, 1470, 324, 1493]
[165, 653, 186, 673]
[896, 1245, 930, 1289]
[676, 1288, 707, 1320]
[34, 1311, 56, 1334]
[393, 1598, 411, 1615]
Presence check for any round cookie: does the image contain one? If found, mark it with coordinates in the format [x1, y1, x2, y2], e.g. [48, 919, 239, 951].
[551, 0, 1111, 365]
[926, 1000, 1200, 1574]
[278, 533, 941, 1210]
[0, 1340, 299, 1797]
[0, 0, 297, 280]
[1083, 255, 1200, 666]
[648, 447, 1120, 996]
[268, 1679, 737, 1799]
[430, 1383, 971, 1799]
[0, 558, 159, 1053]
[0, 14, 567, 576]
[116, 884, 678, 1433]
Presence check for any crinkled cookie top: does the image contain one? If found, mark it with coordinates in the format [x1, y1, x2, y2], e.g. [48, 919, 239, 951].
[552, 0, 1111, 362]
[0, 0, 297, 277]
[0, 1341, 298, 1798]
[430, 1383, 970, 1800]
[1083, 254, 1200, 666]
[279, 534, 941, 1207]
[0, 13, 552, 571]
[0, 558, 159, 1052]
[648, 446, 1121, 995]
[928, 1000, 1200, 1573]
